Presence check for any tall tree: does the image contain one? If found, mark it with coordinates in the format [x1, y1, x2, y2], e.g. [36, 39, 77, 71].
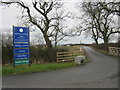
[80, 2, 120, 45]
[51, 8, 68, 48]
[1, 0, 66, 62]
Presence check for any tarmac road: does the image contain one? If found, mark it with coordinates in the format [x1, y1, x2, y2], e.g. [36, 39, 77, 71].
[2, 46, 118, 88]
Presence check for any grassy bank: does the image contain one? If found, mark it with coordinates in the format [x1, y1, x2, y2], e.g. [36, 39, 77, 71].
[83, 57, 89, 64]
[91, 46, 108, 54]
[3, 62, 77, 76]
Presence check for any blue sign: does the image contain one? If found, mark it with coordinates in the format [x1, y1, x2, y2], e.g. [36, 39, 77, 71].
[13, 26, 30, 65]
[14, 27, 29, 42]
[14, 43, 29, 48]
[14, 49, 29, 54]
[14, 54, 29, 60]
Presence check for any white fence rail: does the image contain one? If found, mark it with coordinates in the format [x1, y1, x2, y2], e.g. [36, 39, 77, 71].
[109, 47, 120, 56]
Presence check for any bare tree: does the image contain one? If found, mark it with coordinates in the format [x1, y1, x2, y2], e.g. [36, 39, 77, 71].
[100, 2, 120, 16]
[1, 0, 67, 62]
[50, 6, 69, 48]
[80, 2, 120, 46]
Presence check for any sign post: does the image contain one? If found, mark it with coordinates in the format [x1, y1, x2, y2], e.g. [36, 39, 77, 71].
[13, 26, 30, 68]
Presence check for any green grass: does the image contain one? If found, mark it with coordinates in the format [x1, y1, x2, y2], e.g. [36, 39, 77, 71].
[83, 57, 89, 64]
[0, 65, 2, 76]
[3, 62, 77, 76]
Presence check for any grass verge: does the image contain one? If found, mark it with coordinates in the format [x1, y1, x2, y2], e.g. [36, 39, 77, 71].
[83, 57, 89, 64]
[91, 46, 108, 54]
[3, 62, 77, 76]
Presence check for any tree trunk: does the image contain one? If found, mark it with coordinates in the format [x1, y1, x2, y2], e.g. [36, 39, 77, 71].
[92, 36, 99, 45]
[95, 38, 99, 45]
[103, 37, 109, 52]
[43, 32, 56, 62]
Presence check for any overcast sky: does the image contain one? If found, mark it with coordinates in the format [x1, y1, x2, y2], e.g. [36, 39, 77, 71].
[0, 0, 118, 45]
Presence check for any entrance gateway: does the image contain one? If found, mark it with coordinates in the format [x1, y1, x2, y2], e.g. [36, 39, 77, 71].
[13, 26, 30, 67]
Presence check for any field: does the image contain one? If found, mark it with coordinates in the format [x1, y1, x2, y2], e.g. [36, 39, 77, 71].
[57, 45, 81, 52]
